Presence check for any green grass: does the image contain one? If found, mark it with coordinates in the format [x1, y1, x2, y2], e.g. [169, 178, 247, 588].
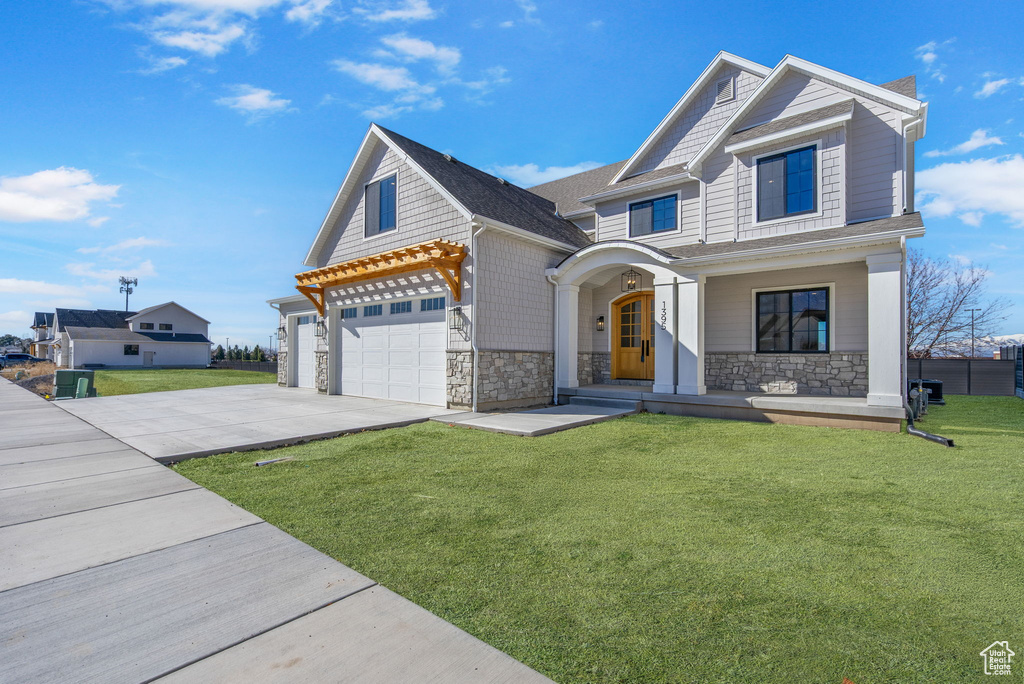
[93, 368, 275, 396]
[175, 396, 1024, 683]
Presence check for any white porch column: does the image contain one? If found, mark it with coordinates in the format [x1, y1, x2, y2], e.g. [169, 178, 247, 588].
[554, 284, 580, 389]
[867, 253, 904, 407]
[653, 277, 677, 394]
[676, 274, 706, 395]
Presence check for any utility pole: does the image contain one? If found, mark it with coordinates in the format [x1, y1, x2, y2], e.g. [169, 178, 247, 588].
[967, 308, 982, 358]
[119, 276, 138, 312]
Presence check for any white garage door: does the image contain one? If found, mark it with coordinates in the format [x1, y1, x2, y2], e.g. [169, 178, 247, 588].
[339, 298, 446, 406]
[294, 315, 315, 389]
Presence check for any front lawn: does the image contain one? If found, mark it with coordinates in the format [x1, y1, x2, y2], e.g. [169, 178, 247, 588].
[175, 396, 1024, 683]
[94, 368, 275, 396]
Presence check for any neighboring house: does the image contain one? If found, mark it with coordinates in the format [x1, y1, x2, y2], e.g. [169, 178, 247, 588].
[52, 302, 212, 369]
[270, 51, 928, 431]
[30, 312, 55, 360]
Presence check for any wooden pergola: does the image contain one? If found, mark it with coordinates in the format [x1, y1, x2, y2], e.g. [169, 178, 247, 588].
[295, 239, 467, 316]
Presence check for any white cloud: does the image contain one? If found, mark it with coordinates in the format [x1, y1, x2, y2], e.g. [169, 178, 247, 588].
[333, 60, 423, 91]
[490, 161, 604, 187]
[587, 19, 603, 30]
[215, 84, 293, 120]
[0, 278, 106, 297]
[137, 55, 190, 74]
[498, 20, 514, 28]
[0, 167, 120, 223]
[66, 259, 158, 282]
[380, 33, 460, 74]
[77, 237, 171, 255]
[917, 154, 1024, 227]
[88, 216, 111, 228]
[924, 129, 1005, 157]
[914, 39, 954, 83]
[975, 77, 1012, 98]
[461, 66, 510, 93]
[285, 0, 333, 25]
[151, 22, 248, 57]
[0, 310, 31, 329]
[354, 0, 436, 22]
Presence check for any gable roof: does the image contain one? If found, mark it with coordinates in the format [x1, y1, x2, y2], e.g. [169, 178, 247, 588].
[689, 55, 926, 173]
[879, 74, 916, 99]
[527, 161, 626, 216]
[611, 51, 772, 184]
[376, 126, 591, 249]
[725, 99, 854, 149]
[127, 301, 211, 325]
[55, 308, 134, 332]
[303, 125, 591, 265]
[32, 312, 54, 328]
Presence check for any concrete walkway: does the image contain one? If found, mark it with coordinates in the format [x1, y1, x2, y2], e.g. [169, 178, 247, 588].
[58, 384, 460, 463]
[435, 401, 638, 437]
[0, 380, 550, 683]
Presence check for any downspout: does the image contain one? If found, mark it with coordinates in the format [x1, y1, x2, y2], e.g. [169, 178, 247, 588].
[470, 222, 488, 413]
[545, 273, 559, 405]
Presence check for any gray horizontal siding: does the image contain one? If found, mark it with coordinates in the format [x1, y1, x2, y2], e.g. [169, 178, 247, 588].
[704, 262, 868, 352]
[595, 183, 700, 245]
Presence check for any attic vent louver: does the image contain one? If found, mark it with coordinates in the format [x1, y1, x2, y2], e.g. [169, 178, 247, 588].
[443, 154, 455, 163]
[715, 77, 734, 104]
[497, 177, 508, 185]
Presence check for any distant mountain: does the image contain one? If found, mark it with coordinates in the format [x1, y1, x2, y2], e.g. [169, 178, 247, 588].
[927, 334, 1024, 358]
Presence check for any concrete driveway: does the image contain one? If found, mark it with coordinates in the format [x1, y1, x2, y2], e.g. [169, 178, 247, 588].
[57, 384, 460, 463]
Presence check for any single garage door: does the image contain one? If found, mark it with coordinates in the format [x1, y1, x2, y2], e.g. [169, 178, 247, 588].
[339, 298, 446, 406]
[294, 315, 315, 389]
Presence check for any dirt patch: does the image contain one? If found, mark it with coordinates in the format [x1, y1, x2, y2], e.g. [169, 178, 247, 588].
[15, 373, 55, 398]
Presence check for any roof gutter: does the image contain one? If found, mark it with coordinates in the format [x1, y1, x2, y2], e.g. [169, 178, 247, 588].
[469, 214, 581, 252]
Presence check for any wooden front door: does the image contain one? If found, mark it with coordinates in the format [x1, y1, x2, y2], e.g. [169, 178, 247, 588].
[613, 292, 655, 380]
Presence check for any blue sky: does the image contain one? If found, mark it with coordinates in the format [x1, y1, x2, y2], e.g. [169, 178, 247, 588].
[1, 0, 1022, 347]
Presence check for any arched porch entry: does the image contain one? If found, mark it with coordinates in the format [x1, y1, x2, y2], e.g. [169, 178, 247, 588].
[547, 241, 706, 397]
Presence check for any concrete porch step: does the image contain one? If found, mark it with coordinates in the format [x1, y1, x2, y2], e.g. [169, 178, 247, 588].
[567, 396, 643, 412]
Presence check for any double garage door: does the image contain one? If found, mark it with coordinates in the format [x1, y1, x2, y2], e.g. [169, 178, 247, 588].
[338, 300, 447, 406]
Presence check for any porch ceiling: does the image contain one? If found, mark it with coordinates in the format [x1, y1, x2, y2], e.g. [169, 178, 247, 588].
[294, 240, 466, 315]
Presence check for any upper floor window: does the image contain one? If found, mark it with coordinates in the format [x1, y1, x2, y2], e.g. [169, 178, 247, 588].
[341, 307, 357, 319]
[756, 145, 816, 222]
[629, 195, 676, 237]
[159, 323, 172, 331]
[756, 287, 829, 353]
[364, 174, 397, 237]
[139, 322, 154, 330]
[390, 301, 412, 314]
[364, 304, 383, 317]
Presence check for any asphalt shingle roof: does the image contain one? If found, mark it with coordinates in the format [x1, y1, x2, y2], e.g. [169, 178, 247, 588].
[376, 126, 592, 249]
[32, 312, 54, 328]
[55, 309, 135, 332]
[878, 74, 917, 99]
[728, 100, 855, 146]
[527, 161, 627, 216]
[64, 327, 211, 344]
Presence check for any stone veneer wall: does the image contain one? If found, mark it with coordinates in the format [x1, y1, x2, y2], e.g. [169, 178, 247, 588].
[315, 350, 329, 394]
[447, 351, 473, 408]
[705, 352, 868, 396]
[277, 351, 287, 386]
[577, 352, 613, 385]
[446, 350, 553, 409]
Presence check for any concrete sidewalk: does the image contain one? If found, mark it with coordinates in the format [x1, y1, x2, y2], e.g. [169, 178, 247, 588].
[0, 380, 550, 683]
[57, 384, 460, 462]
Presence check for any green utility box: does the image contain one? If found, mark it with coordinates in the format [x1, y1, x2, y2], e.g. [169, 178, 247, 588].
[54, 369, 96, 399]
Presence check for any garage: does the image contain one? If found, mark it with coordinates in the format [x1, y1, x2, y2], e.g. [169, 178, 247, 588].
[293, 315, 315, 388]
[338, 297, 447, 406]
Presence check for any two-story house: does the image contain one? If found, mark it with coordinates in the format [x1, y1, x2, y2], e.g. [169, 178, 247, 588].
[52, 302, 212, 369]
[270, 52, 927, 431]
[30, 312, 56, 360]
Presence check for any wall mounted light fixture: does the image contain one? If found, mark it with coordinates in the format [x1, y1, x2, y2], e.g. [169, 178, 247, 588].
[596, 315, 605, 332]
[449, 306, 464, 332]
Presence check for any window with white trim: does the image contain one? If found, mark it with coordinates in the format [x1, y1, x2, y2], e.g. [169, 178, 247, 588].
[159, 323, 172, 331]
[364, 174, 397, 237]
[140, 322, 154, 330]
[756, 287, 829, 353]
[390, 301, 412, 314]
[363, 304, 383, 317]
[124, 344, 140, 356]
[756, 145, 816, 222]
[341, 307, 357, 319]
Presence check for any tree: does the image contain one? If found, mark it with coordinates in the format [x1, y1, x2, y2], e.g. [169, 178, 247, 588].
[906, 248, 1009, 358]
[213, 345, 225, 361]
[252, 345, 266, 362]
[242, 345, 251, 361]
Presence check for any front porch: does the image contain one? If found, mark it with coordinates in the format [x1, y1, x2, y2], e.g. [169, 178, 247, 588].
[560, 383, 905, 431]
